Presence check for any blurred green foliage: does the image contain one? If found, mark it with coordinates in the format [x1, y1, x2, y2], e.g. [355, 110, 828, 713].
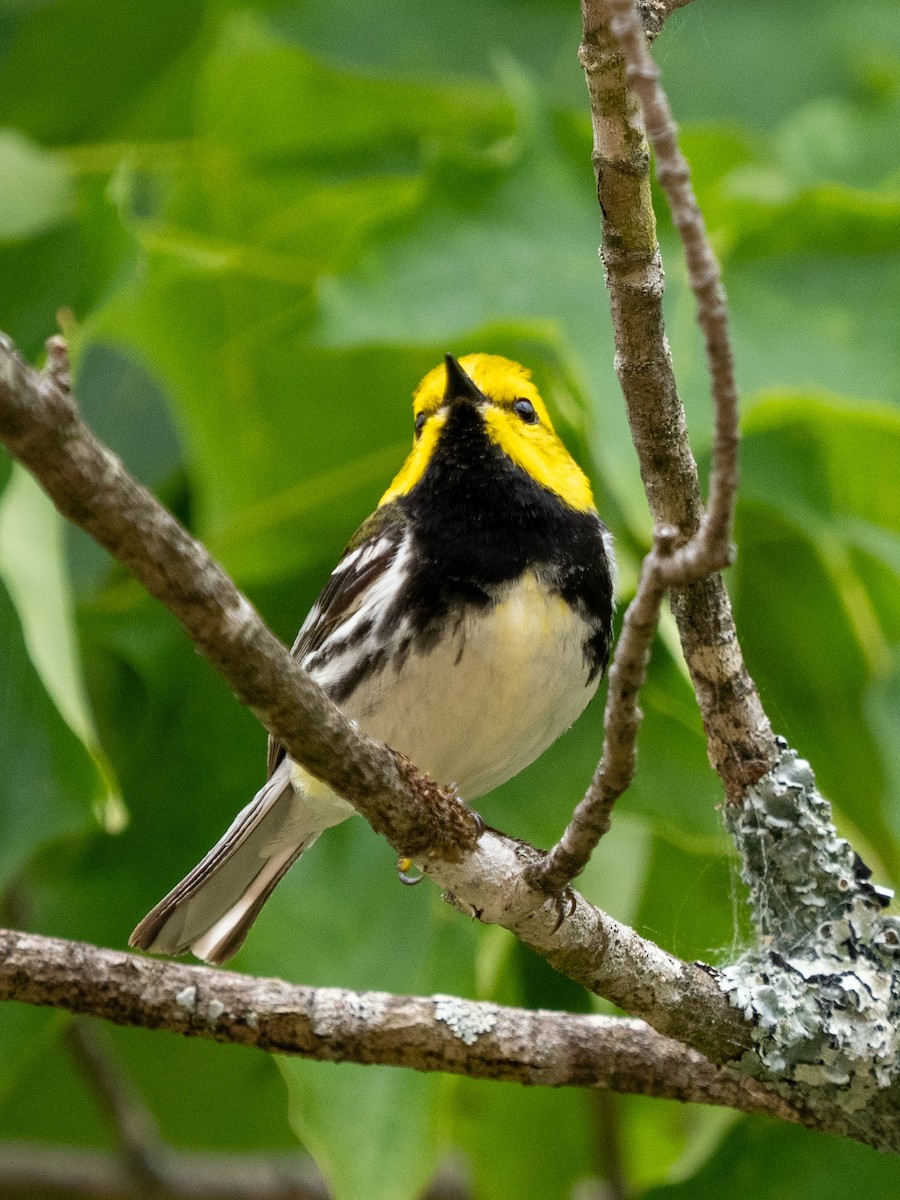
[1, 0, 899, 1196]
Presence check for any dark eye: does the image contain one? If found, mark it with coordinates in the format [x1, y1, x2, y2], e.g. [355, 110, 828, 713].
[512, 398, 538, 424]
[414, 412, 427, 439]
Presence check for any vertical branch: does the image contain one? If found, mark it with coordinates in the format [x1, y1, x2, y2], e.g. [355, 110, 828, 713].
[580, 0, 778, 797]
[530, 0, 761, 892]
[605, 0, 738, 568]
[588, 1091, 628, 1200]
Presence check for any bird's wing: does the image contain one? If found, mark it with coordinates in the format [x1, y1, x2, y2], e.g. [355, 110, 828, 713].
[266, 503, 409, 779]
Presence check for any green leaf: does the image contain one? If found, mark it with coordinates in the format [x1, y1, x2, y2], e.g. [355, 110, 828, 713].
[642, 1115, 900, 1200]
[0, 574, 96, 887]
[773, 96, 900, 190]
[866, 650, 900, 846]
[0, 466, 123, 830]
[720, 178, 900, 258]
[198, 12, 513, 162]
[0, 129, 74, 241]
[450, 1080, 592, 1200]
[0, 0, 206, 144]
[283, 1062, 437, 1200]
[0, 172, 134, 360]
[734, 501, 891, 856]
[268, 0, 585, 103]
[732, 395, 900, 873]
[658, 0, 900, 131]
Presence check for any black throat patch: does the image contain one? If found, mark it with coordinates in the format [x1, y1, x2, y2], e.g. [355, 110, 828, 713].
[396, 402, 614, 679]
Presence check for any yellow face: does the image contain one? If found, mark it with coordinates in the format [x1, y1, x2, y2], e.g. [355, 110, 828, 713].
[379, 354, 596, 512]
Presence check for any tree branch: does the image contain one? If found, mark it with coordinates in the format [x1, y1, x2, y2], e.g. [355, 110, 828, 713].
[579, 0, 778, 798]
[2, 335, 478, 868]
[0, 1142, 330, 1200]
[607, 0, 738, 574]
[0, 929, 799, 1124]
[0, 345, 895, 1141]
[529, 0, 743, 892]
[0, 0, 893, 1154]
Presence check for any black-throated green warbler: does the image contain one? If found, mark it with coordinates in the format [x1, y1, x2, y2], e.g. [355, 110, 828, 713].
[131, 354, 616, 963]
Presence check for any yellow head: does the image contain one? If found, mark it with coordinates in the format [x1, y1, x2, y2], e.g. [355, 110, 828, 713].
[379, 354, 596, 512]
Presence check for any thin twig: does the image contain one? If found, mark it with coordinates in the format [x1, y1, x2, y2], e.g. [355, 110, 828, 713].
[527, 525, 675, 892]
[64, 1021, 167, 1189]
[588, 1091, 628, 1200]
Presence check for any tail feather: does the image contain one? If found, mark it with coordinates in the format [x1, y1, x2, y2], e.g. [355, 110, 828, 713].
[189, 841, 306, 964]
[130, 762, 340, 963]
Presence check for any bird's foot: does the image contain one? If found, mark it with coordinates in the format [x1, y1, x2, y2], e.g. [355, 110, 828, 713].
[550, 886, 578, 934]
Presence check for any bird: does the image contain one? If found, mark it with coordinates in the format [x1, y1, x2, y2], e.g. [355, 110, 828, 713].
[130, 353, 616, 964]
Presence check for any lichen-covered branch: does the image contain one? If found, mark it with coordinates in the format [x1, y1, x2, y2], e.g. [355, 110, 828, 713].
[721, 749, 900, 1146]
[563, 2, 900, 1148]
[0, 928, 799, 1123]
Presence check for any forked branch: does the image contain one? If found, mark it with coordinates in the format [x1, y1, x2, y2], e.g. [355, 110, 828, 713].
[530, 0, 744, 893]
[580, 0, 778, 797]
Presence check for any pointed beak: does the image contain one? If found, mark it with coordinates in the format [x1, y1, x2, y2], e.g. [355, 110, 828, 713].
[443, 354, 484, 405]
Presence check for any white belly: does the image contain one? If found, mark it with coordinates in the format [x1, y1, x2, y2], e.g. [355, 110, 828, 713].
[339, 572, 598, 800]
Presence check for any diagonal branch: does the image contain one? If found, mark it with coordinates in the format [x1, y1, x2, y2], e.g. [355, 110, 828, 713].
[1, 334, 478, 866]
[527, 524, 674, 892]
[64, 1021, 167, 1189]
[0, 928, 801, 1124]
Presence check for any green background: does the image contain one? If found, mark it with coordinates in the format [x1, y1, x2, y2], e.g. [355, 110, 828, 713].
[1, 0, 899, 1195]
